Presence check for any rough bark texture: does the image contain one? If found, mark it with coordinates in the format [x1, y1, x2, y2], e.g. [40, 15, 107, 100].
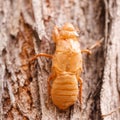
[0, 0, 119, 120]
[101, 0, 120, 120]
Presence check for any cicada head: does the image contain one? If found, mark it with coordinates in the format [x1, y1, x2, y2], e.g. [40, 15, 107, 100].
[62, 23, 75, 31]
[52, 23, 79, 43]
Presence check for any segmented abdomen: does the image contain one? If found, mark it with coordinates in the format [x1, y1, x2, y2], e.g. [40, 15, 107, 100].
[51, 73, 79, 110]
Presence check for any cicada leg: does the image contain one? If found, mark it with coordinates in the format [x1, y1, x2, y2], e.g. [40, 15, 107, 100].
[88, 38, 103, 50]
[29, 53, 53, 62]
[78, 77, 83, 106]
[21, 53, 53, 67]
[81, 38, 104, 55]
[81, 49, 91, 54]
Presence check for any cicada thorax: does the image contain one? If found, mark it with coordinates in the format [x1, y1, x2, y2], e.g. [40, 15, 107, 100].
[51, 73, 79, 110]
[52, 39, 83, 74]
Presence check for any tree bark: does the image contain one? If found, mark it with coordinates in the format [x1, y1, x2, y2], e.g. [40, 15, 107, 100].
[0, 0, 119, 120]
[101, 0, 120, 120]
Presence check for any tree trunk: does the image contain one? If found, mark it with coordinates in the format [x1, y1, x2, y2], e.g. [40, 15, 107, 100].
[0, 0, 119, 120]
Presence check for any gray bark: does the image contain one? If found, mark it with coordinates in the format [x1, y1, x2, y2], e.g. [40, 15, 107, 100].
[101, 0, 120, 120]
[0, 0, 120, 120]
